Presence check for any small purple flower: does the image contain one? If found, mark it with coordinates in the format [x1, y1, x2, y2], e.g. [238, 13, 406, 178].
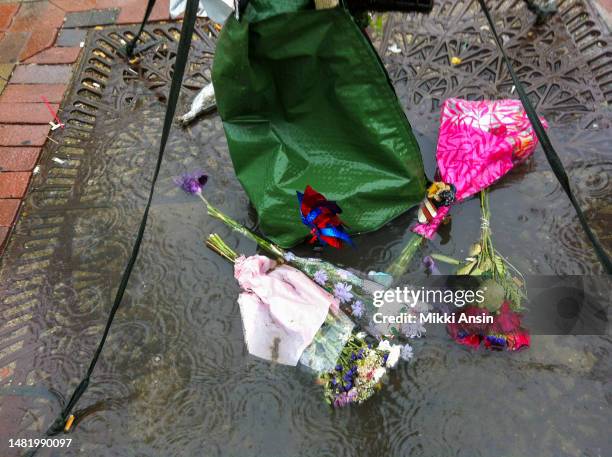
[351, 300, 364, 318]
[284, 251, 296, 262]
[313, 269, 328, 286]
[422, 256, 441, 275]
[174, 171, 208, 195]
[333, 388, 358, 407]
[333, 282, 353, 304]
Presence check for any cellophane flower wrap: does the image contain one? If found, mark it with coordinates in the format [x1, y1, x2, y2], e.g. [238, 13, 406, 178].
[413, 98, 548, 239]
[235, 254, 414, 406]
[286, 254, 428, 341]
[234, 254, 341, 366]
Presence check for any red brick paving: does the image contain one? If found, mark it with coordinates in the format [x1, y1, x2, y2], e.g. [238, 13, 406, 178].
[0, 84, 67, 103]
[50, 0, 98, 13]
[116, 0, 170, 24]
[0, 171, 30, 198]
[10, 3, 64, 59]
[20, 28, 60, 61]
[0, 124, 50, 146]
[0, 31, 29, 63]
[25, 47, 81, 64]
[0, 103, 59, 124]
[0, 199, 20, 226]
[10, 64, 74, 84]
[0, 147, 40, 171]
[0, 4, 20, 31]
[10, 2, 65, 34]
[0, 0, 172, 253]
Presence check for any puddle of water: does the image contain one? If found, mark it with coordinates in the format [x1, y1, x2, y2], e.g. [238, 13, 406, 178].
[1, 2, 611, 456]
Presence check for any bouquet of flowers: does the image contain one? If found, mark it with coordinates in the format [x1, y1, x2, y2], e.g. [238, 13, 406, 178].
[386, 98, 548, 277]
[205, 233, 413, 406]
[319, 334, 410, 407]
[434, 189, 530, 351]
[176, 173, 427, 342]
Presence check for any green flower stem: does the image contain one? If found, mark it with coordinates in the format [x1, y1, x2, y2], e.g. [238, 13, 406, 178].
[197, 193, 285, 259]
[430, 253, 461, 265]
[206, 233, 239, 263]
[385, 233, 425, 277]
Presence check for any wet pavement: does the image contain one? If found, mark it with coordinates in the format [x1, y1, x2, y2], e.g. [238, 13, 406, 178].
[0, 1, 611, 456]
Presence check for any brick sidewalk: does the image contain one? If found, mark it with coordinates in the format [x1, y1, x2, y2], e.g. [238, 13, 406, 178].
[0, 0, 171, 255]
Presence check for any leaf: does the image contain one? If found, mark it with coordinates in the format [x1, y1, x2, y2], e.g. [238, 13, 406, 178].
[470, 267, 484, 276]
[457, 260, 477, 275]
[493, 255, 506, 276]
[479, 258, 493, 273]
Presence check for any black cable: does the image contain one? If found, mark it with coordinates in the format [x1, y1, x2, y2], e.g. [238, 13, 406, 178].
[23, 0, 201, 455]
[126, 0, 158, 58]
[477, 0, 612, 273]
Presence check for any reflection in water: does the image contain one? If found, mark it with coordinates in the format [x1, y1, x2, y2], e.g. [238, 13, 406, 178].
[1, 2, 611, 456]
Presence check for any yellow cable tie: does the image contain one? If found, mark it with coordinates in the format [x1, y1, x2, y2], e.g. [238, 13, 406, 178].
[64, 414, 75, 433]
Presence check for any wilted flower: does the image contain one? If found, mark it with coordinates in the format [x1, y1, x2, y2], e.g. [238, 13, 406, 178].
[333, 282, 353, 303]
[313, 269, 328, 286]
[174, 171, 208, 195]
[351, 300, 364, 318]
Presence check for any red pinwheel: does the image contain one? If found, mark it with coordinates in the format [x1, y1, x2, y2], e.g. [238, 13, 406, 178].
[297, 186, 353, 248]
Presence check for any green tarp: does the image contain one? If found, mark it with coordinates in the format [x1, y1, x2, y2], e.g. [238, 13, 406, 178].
[212, 1, 426, 247]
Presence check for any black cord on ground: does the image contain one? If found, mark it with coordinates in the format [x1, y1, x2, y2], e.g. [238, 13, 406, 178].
[477, 0, 611, 273]
[22, 1, 201, 455]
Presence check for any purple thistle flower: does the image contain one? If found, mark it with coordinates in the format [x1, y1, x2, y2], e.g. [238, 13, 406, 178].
[422, 255, 441, 275]
[313, 269, 328, 286]
[351, 300, 364, 318]
[333, 282, 353, 304]
[174, 171, 208, 195]
[333, 388, 358, 407]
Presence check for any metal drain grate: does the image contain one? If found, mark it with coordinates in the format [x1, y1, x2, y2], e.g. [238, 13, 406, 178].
[379, 0, 612, 127]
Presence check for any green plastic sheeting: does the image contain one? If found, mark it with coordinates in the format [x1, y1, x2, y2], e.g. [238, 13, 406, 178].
[212, 1, 426, 248]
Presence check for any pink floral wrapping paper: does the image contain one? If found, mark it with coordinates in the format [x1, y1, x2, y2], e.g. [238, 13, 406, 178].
[412, 98, 548, 239]
[234, 255, 339, 366]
